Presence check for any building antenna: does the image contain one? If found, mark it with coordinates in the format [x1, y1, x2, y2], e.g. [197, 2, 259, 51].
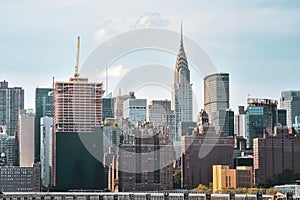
[181, 21, 183, 41]
[74, 36, 80, 77]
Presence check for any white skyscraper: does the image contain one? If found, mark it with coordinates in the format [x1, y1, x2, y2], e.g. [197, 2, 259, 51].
[40, 116, 53, 188]
[235, 106, 247, 138]
[18, 109, 35, 167]
[172, 24, 193, 140]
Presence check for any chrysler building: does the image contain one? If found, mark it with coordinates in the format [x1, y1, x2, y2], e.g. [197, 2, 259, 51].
[172, 24, 193, 140]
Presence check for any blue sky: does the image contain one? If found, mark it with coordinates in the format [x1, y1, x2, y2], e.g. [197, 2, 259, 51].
[1, 0, 300, 114]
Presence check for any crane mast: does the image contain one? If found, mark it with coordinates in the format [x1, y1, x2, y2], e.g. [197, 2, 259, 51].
[74, 36, 80, 77]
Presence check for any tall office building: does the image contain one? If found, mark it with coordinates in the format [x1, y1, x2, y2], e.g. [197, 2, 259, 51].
[224, 109, 234, 136]
[246, 98, 277, 148]
[0, 126, 15, 165]
[18, 109, 35, 167]
[103, 118, 121, 154]
[294, 116, 300, 133]
[54, 77, 103, 133]
[40, 116, 53, 188]
[204, 73, 230, 134]
[254, 126, 300, 186]
[277, 109, 287, 127]
[123, 94, 147, 124]
[0, 80, 24, 136]
[34, 88, 53, 163]
[172, 25, 193, 140]
[147, 100, 171, 125]
[114, 93, 131, 119]
[53, 37, 105, 191]
[102, 93, 115, 121]
[147, 100, 176, 139]
[235, 106, 247, 137]
[280, 91, 300, 128]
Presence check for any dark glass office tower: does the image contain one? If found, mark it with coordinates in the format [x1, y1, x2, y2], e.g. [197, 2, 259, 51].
[34, 88, 53, 163]
[246, 98, 277, 148]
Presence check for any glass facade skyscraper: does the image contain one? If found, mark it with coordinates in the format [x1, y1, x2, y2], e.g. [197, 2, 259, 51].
[0, 80, 24, 136]
[280, 91, 300, 128]
[246, 98, 277, 148]
[34, 88, 53, 163]
[102, 94, 115, 121]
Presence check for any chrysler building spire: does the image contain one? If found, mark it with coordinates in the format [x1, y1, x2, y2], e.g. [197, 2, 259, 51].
[172, 23, 193, 140]
[176, 23, 188, 72]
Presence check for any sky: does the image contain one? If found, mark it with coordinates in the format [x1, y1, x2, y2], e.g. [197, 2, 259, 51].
[1, 0, 300, 116]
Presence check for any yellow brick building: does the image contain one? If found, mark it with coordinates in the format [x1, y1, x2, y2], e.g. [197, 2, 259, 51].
[213, 165, 253, 192]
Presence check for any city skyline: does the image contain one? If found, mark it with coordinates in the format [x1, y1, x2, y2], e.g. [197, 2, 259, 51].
[1, 1, 300, 194]
[1, 1, 300, 111]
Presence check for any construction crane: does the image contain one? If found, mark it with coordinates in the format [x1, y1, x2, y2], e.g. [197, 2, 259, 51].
[74, 36, 80, 78]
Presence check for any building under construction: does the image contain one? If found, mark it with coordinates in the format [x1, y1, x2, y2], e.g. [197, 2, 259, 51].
[53, 37, 103, 133]
[53, 36, 105, 191]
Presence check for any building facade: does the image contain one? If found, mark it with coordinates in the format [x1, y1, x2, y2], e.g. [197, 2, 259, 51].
[53, 37, 105, 191]
[181, 131, 234, 189]
[114, 93, 131, 120]
[40, 116, 53, 189]
[253, 127, 300, 186]
[280, 91, 300, 128]
[103, 118, 121, 154]
[224, 109, 234, 136]
[123, 96, 147, 124]
[0, 80, 24, 136]
[277, 109, 287, 127]
[178, 121, 196, 137]
[102, 94, 115, 121]
[147, 100, 172, 126]
[246, 98, 278, 148]
[213, 165, 253, 192]
[0, 126, 15, 165]
[118, 124, 174, 192]
[0, 163, 40, 192]
[34, 88, 53, 163]
[53, 77, 103, 133]
[172, 26, 193, 141]
[204, 73, 230, 135]
[18, 109, 35, 167]
[235, 106, 247, 138]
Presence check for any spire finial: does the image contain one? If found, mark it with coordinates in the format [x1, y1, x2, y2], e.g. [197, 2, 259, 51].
[180, 21, 183, 42]
[74, 36, 80, 78]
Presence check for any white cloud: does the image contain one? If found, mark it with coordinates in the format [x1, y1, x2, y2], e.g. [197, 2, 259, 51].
[93, 12, 170, 43]
[134, 12, 170, 28]
[93, 19, 129, 43]
[108, 64, 129, 78]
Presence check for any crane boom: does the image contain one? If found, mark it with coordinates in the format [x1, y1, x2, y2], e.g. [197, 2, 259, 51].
[74, 36, 80, 77]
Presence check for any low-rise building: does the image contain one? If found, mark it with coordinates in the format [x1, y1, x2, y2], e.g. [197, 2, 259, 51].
[274, 184, 300, 197]
[0, 163, 40, 192]
[213, 165, 253, 192]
